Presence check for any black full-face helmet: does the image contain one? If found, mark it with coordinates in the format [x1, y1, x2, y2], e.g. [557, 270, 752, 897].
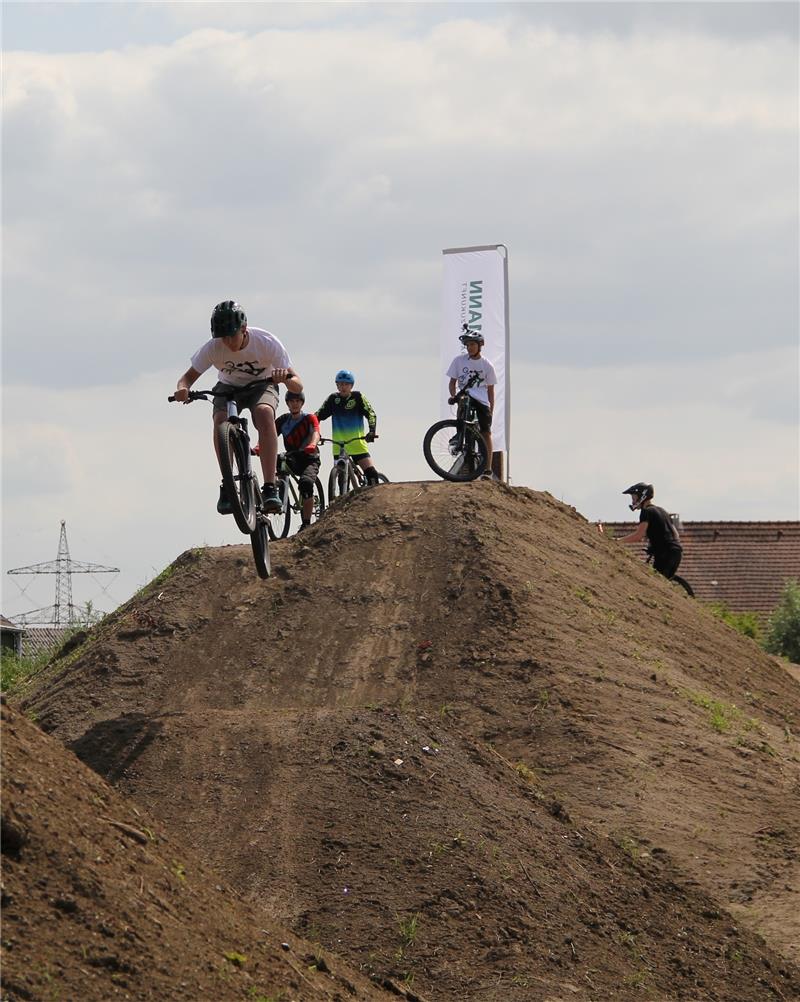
[623, 482, 654, 511]
[458, 323, 484, 346]
[211, 300, 247, 338]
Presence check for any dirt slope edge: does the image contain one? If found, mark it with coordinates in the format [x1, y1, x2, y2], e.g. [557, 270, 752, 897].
[0, 699, 399, 1002]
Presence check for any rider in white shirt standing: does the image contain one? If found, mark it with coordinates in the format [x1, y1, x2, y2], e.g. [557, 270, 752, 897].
[446, 327, 497, 470]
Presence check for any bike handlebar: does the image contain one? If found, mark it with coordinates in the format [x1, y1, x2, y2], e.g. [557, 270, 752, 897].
[319, 435, 378, 445]
[168, 389, 216, 403]
[168, 378, 274, 403]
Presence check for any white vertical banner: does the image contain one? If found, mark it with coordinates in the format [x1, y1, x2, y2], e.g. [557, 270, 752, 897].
[440, 244, 510, 454]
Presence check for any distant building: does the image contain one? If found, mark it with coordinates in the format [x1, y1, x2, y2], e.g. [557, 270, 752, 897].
[20, 627, 74, 659]
[604, 520, 800, 618]
[1, 616, 24, 657]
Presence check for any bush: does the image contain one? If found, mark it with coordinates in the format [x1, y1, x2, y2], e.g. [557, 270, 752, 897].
[0, 647, 51, 696]
[763, 579, 800, 664]
[708, 602, 762, 642]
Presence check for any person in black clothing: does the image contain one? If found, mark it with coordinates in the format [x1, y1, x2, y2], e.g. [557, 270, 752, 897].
[275, 390, 321, 530]
[616, 482, 683, 579]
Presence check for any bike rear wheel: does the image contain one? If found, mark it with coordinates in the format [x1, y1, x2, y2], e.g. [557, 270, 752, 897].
[216, 421, 257, 533]
[328, 463, 350, 502]
[266, 478, 292, 541]
[423, 419, 488, 482]
[250, 514, 271, 579]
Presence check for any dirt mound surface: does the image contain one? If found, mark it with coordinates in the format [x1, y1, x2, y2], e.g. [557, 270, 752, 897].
[0, 699, 397, 1002]
[19, 481, 800, 1000]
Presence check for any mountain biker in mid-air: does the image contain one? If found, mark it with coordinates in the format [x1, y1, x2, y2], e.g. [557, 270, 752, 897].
[172, 300, 304, 515]
[611, 482, 684, 580]
[275, 389, 321, 531]
[446, 326, 497, 472]
[315, 370, 380, 486]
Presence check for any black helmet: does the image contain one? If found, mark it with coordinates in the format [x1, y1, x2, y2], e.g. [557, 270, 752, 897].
[285, 389, 305, 402]
[458, 323, 484, 345]
[623, 482, 654, 511]
[211, 300, 247, 338]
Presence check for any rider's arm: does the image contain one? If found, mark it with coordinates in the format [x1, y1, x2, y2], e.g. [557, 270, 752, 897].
[315, 395, 333, 421]
[448, 378, 457, 397]
[301, 415, 321, 452]
[173, 366, 202, 403]
[618, 522, 648, 544]
[487, 385, 495, 413]
[360, 393, 377, 435]
[272, 367, 303, 394]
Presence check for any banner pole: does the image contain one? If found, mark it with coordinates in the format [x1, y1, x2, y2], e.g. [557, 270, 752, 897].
[500, 245, 510, 483]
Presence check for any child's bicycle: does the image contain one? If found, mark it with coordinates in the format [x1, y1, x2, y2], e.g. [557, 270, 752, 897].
[320, 437, 389, 502]
[168, 386, 270, 579]
[422, 373, 489, 482]
[265, 451, 326, 540]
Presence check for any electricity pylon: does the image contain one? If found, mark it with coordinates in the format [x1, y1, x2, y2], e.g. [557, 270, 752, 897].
[7, 520, 119, 626]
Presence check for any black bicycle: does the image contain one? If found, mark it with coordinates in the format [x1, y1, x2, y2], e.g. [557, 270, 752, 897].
[169, 386, 270, 579]
[265, 451, 326, 540]
[321, 436, 389, 502]
[422, 373, 489, 482]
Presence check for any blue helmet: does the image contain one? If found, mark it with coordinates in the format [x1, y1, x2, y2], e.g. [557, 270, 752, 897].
[335, 369, 355, 384]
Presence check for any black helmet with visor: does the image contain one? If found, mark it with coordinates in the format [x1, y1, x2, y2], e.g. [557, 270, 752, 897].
[622, 482, 654, 511]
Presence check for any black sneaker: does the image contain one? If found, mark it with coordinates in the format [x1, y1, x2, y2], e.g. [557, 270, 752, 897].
[217, 483, 232, 515]
[261, 483, 282, 514]
[297, 520, 311, 533]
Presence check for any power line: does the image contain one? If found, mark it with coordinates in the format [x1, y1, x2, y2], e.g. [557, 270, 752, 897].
[7, 520, 119, 626]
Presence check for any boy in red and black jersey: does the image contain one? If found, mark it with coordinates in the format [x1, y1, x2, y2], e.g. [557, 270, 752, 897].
[275, 390, 321, 529]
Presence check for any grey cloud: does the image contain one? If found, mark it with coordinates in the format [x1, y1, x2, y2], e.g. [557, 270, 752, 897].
[3, 17, 797, 390]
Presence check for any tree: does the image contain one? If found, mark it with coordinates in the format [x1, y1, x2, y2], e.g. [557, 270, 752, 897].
[763, 579, 800, 664]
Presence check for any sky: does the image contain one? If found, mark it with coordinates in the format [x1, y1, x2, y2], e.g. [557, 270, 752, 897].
[2, 1, 798, 622]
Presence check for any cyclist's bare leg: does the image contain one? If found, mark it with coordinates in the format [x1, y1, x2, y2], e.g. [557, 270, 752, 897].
[212, 409, 228, 470]
[302, 496, 314, 522]
[482, 430, 494, 466]
[252, 403, 278, 484]
[356, 456, 376, 473]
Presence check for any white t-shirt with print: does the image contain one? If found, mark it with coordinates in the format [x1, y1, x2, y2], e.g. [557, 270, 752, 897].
[190, 328, 292, 387]
[446, 354, 497, 407]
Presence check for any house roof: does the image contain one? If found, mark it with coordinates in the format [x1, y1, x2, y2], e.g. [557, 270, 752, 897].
[603, 520, 800, 615]
[1, 615, 24, 633]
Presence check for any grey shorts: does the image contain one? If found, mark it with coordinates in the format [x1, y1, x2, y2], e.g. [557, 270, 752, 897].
[212, 380, 279, 415]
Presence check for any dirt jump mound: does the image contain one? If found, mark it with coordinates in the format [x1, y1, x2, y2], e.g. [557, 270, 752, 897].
[12, 480, 800, 1001]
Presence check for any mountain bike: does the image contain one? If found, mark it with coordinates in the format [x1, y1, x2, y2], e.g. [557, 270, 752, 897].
[265, 451, 326, 540]
[168, 386, 271, 579]
[645, 553, 694, 597]
[422, 373, 489, 482]
[320, 437, 389, 502]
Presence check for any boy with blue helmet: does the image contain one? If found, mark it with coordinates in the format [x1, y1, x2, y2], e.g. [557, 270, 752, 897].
[315, 370, 380, 485]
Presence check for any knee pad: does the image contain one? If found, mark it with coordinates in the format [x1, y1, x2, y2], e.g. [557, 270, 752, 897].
[299, 477, 314, 500]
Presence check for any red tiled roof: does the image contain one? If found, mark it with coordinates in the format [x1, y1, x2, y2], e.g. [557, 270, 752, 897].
[603, 520, 800, 615]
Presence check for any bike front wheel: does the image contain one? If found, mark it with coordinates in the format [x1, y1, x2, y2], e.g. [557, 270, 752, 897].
[423, 420, 488, 482]
[672, 575, 694, 598]
[217, 421, 257, 533]
[313, 477, 326, 521]
[250, 515, 271, 579]
[328, 463, 351, 502]
[266, 479, 291, 541]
